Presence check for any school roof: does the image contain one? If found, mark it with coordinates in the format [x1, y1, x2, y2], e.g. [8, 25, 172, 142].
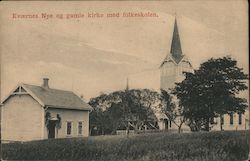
[2, 83, 92, 111]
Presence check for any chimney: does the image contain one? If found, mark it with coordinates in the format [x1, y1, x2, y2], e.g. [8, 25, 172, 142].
[42, 78, 49, 89]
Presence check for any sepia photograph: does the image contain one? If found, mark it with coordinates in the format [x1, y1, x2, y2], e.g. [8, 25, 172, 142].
[0, 0, 249, 160]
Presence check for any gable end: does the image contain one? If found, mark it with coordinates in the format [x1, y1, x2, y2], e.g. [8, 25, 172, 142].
[2, 84, 45, 107]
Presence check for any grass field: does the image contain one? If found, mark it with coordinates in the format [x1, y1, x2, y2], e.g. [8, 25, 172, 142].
[1, 131, 250, 161]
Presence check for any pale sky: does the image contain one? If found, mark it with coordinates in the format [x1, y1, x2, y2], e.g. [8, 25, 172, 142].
[0, 0, 248, 101]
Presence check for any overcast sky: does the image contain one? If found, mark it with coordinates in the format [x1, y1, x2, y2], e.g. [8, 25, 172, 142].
[0, 0, 248, 101]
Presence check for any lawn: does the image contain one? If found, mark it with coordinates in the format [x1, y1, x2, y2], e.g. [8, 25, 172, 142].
[1, 131, 250, 161]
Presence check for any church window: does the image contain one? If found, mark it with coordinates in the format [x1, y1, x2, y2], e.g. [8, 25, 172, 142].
[238, 113, 242, 125]
[220, 115, 224, 125]
[229, 113, 233, 125]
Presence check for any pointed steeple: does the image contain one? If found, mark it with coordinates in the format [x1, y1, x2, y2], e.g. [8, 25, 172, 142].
[170, 17, 184, 63]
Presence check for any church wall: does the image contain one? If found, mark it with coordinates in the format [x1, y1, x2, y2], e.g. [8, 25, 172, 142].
[211, 113, 248, 131]
[160, 61, 178, 91]
[160, 59, 193, 91]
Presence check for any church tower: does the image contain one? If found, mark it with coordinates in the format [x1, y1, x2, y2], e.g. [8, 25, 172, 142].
[160, 17, 193, 91]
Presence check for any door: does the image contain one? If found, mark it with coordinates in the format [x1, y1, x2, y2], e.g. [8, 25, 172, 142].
[164, 119, 169, 130]
[48, 120, 56, 139]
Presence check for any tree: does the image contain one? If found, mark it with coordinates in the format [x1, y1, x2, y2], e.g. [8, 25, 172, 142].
[89, 93, 111, 135]
[160, 89, 185, 133]
[173, 56, 248, 131]
[122, 89, 159, 133]
[89, 89, 159, 135]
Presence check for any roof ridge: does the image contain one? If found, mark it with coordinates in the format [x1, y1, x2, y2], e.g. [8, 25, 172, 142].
[23, 83, 74, 93]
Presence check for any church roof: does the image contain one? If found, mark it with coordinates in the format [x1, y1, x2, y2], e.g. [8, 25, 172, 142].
[170, 18, 184, 64]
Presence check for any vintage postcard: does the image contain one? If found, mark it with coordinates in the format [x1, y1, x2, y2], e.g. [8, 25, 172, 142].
[0, 1, 249, 161]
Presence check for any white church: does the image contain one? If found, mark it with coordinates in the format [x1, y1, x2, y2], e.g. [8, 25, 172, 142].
[132, 17, 249, 132]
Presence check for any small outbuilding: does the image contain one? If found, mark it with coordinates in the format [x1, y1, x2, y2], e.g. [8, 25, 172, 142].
[1, 78, 92, 142]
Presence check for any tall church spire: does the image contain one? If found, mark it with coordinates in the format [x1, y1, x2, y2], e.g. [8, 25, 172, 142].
[160, 15, 194, 92]
[170, 17, 184, 63]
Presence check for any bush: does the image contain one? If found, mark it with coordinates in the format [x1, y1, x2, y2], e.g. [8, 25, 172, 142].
[1, 131, 250, 161]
